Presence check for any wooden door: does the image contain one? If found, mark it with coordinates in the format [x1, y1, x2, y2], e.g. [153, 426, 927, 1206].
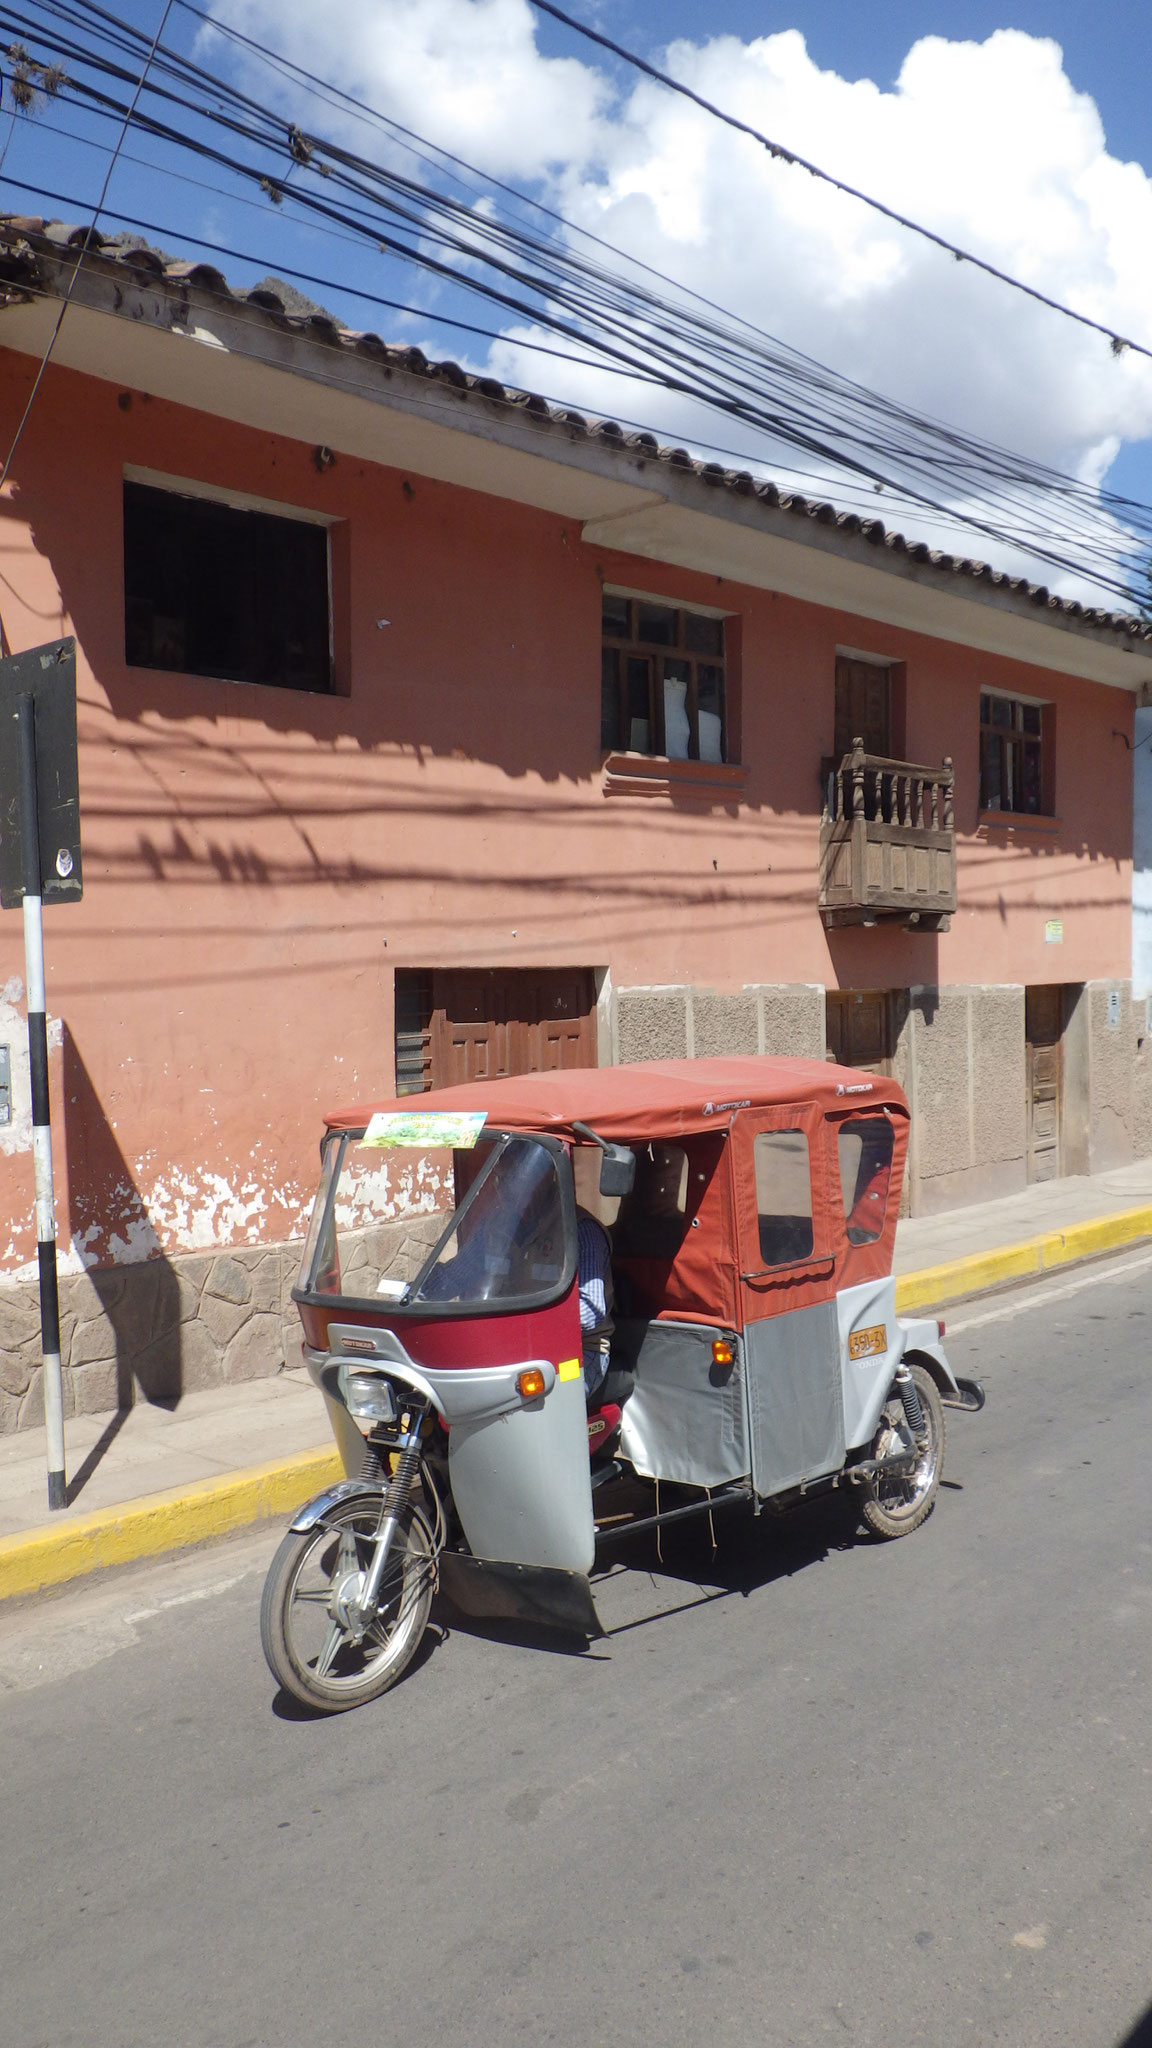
[826, 990, 891, 1073]
[1025, 985, 1062, 1183]
[396, 968, 596, 1093]
[834, 657, 891, 761]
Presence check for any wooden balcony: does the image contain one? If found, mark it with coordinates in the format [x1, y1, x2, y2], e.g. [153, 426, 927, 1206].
[819, 741, 956, 930]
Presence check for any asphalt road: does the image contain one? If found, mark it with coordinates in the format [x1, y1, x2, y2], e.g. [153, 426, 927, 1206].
[4, 1251, 1152, 2048]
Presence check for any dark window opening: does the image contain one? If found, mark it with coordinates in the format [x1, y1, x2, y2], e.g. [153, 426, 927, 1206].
[837, 1116, 895, 1245]
[601, 595, 727, 762]
[124, 481, 332, 692]
[753, 1129, 815, 1267]
[979, 693, 1047, 815]
[395, 970, 434, 1096]
[612, 1144, 690, 1261]
[834, 655, 891, 761]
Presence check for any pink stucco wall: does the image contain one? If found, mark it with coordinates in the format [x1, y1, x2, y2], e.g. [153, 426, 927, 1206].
[0, 353, 1132, 1272]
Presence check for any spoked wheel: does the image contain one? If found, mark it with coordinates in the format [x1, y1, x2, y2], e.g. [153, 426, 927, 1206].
[861, 1363, 946, 1539]
[260, 1498, 436, 1713]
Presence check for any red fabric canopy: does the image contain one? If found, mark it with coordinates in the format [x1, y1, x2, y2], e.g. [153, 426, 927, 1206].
[324, 1056, 909, 1142]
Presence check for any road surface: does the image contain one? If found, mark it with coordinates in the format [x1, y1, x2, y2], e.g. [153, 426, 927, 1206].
[3, 1248, 1152, 2047]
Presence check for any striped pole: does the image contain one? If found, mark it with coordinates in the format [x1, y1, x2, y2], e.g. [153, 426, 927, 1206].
[15, 693, 66, 1510]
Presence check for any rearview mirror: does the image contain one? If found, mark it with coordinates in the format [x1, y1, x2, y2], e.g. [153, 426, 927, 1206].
[599, 1145, 636, 1198]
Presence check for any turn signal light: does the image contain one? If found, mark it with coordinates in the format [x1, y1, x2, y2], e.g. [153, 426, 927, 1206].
[712, 1339, 733, 1368]
[517, 1367, 546, 1400]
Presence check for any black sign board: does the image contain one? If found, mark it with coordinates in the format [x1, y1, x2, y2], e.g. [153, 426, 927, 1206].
[0, 638, 82, 908]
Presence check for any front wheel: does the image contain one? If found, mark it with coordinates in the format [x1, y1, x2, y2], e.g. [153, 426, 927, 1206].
[861, 1363, 946, 1539]
[260, 1497, 436, 1713]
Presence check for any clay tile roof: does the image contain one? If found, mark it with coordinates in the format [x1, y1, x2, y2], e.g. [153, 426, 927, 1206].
[0, 211, 1148, 647]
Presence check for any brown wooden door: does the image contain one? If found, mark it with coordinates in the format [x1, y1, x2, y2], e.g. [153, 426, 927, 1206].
[826, 989, 891, 1072]
[834, 657, 890, 760]
[396, 968, 596, 1092]
[1025, 985, 1062, 1183]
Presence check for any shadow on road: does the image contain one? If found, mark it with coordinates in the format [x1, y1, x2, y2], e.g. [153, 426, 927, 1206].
[428, 1484, 866, 1659]
[263, 1488, 870, 1700]
[595, 1477, 865, 1607]
[267, 1621, 449, 1721]
[1116, 2000, 1152, 2047]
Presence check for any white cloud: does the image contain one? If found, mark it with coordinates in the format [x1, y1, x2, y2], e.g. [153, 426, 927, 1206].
[207, 4, 1152, 595]
[208, 0, 607, 180]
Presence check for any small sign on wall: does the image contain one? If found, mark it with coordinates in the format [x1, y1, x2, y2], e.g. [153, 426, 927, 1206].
[1108, 989, 1122, 1029]
[1045, 919, 1063, 944]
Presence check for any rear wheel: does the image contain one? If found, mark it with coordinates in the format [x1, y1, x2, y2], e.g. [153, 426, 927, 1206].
[260, 1498, 435, 1713]
[861, 1363, 945, 1539]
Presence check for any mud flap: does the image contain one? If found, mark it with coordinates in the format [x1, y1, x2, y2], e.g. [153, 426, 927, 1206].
[438, 1552, 604, 1638]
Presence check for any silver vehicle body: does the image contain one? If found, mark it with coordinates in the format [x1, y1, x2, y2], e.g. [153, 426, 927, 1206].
[306, 1278, 959, 1574]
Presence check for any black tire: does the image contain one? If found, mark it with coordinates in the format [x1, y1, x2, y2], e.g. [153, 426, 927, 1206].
[260, 1497, 435, 1713]
[861, 1362, 946, 1540]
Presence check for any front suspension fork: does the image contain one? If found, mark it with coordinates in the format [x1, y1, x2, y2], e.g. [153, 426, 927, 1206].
[354, 1399, 432, 1621]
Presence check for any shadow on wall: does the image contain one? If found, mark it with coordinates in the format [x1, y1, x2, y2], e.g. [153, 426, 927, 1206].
[62, 1023, 182, 1430]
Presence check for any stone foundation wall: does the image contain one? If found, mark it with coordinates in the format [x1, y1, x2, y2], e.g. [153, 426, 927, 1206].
[1064, 979, 1141, 1175]
[0, 1240, 305, 1435]
[613, 982, 826, 1064]
[1132, 995, 1152, 1161]
[896, 984, 1028, 1216]
[0, 1210, 453, 1436]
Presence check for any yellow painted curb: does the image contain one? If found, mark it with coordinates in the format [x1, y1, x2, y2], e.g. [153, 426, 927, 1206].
[895, 1200, 1152, 1315]
[0, 1443, 342, 1603]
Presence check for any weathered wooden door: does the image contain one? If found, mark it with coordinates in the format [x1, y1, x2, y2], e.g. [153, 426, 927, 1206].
[1025, 985, 1063, 1183]
[395, 968, 596, 1093]
[834, 657, 890, 761]
[826, 989, 891, 1073]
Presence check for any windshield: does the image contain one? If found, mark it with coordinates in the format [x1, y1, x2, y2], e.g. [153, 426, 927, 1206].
[298, 1125, 571, 1313]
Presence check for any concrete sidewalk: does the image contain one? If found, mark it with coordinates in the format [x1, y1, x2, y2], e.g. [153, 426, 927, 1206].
[4, 1157, 1152, 1599]
[893, 1156, 1152, 1274]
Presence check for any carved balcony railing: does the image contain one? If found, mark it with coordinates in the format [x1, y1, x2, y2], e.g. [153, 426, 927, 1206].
[819, 740, 956, 930]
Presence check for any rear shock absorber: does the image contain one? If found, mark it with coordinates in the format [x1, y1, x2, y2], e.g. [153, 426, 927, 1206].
[895, 1364, 926, 1443]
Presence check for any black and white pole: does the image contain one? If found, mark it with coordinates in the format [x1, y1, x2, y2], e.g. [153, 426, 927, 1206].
[15, 693, 66, 1510]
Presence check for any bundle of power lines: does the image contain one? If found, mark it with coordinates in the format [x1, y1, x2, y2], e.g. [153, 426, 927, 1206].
[4, 0, 1152, 612]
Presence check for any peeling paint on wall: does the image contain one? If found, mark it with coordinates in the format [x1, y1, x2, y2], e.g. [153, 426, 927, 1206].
[139, 1165, 312, 1253]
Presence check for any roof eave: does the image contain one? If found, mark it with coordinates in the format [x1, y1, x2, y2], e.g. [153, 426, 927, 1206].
[3, 226, 1150, 691]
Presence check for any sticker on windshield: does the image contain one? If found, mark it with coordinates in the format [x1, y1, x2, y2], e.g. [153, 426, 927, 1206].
[360, 1110, 488, 1148]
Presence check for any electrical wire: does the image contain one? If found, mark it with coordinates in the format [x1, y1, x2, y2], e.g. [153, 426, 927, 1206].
[3, 0, 1151, 608]
[0, 0, 176, 486]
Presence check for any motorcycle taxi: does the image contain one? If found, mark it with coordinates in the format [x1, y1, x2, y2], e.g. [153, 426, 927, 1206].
[261, 1057, 983, 1713]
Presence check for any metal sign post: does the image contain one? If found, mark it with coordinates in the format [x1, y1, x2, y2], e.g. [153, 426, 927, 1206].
[0, 639, 82, 1511]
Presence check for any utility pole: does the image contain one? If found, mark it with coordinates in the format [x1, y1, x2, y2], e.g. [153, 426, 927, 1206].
[0, 640, 82, 1510]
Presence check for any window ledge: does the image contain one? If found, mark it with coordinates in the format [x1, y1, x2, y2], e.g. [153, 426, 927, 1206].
[977, 810, 1061, 837]
[602, 751, 749, 801]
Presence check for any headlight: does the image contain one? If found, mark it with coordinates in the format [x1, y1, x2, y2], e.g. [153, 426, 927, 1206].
[337, 1363, 397, 1423]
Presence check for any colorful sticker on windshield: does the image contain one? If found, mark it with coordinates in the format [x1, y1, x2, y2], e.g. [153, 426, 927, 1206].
[360, 1110, 488, 1148]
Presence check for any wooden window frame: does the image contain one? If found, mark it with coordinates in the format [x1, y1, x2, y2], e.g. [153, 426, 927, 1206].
[979, 691, 1050, 817]
[601, 595, 728, 763]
